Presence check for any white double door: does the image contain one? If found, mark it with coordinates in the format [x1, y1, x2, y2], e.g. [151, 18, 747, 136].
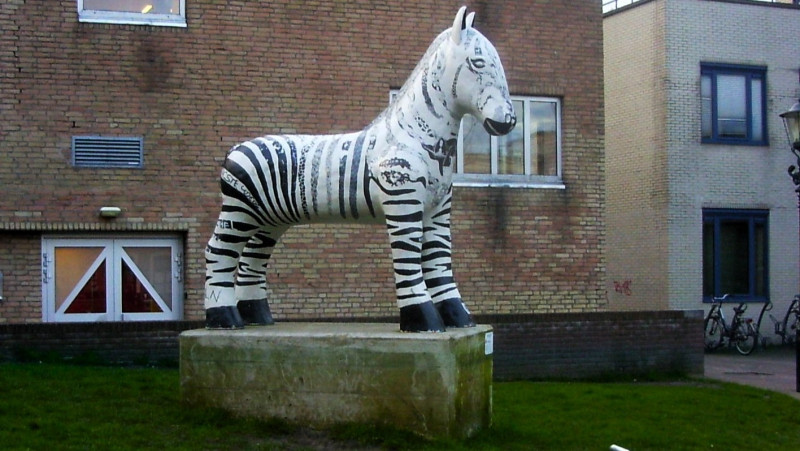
[43, 236, 183, 322]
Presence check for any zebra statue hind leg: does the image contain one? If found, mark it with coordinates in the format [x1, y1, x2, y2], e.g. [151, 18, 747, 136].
[234, 230, 284, 325]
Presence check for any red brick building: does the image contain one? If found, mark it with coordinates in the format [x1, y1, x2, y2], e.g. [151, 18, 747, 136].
[0, 1, 605, 326]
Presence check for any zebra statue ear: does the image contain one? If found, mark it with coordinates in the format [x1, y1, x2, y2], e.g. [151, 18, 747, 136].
[465, 12, 475, 29]
[450, 6, 468, 44]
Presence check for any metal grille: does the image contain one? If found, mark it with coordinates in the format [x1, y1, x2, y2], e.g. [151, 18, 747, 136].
[71, 136, 143, 168]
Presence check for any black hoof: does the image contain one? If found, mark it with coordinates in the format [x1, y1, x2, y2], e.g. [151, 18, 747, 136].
[400, 301, 446, 332]
[436, 298, 475, 328]
[206, 306, 245, 329]
[237, 299, 274, 325]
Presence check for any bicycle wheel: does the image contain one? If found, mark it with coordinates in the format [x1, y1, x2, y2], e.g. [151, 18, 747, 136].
[783, 314, 798, 345]
[734, 322, 756, 355]
[704, 317, 723, 351]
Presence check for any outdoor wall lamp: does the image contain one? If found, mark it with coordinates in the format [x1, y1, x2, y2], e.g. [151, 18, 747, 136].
[98, 206, 122, 218]
[780, 99, 800, 191]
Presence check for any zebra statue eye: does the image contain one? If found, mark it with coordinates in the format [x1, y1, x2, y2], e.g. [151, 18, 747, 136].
[469, 58, 486, 69]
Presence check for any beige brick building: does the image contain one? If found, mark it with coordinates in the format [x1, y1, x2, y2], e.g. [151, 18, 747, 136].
[605, 0, 800, 339]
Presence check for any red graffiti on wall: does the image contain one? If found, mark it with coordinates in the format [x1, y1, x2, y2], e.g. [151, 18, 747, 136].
[614, 280, 632, 296]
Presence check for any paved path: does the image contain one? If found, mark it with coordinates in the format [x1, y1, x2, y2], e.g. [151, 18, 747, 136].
[704, 346, 800, 400]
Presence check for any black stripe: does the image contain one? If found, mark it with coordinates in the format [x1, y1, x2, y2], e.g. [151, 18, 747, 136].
[268, 138, 300, 223]
[431, 286, 459, 298]
[385, 212, 424, 223]
[349, 133, 366, 219]
[397, 292, 427, 300]
[363, 136, 377, 218]
[214, 233, 251, 244]
[391, 227, 423, 236]
[432, 207, 451, 219]
[391, 241, 421, 253]
[396, 276, 425, 289]
[395, 268, 420, 276]
[383, 199, 423, 206]
[206, 244, 240, 259]
[423, 276, 454, 289]
[208, 281, 235, 288]
[283, 137, 303, 221]
[422, 241, 450, 250]
[338, 155, 347, 219]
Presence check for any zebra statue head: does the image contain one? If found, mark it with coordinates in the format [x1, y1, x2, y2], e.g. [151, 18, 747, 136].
[444, 6, 517, 136]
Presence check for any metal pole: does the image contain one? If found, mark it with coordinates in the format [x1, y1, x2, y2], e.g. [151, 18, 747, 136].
[796, 326, 799, 393]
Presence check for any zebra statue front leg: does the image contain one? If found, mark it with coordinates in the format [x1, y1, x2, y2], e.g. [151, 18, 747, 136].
[374, 148, 450, 332]
[423, 193, 474, 328]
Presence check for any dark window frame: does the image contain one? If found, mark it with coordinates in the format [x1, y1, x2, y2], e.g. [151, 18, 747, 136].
[702, 208, 769, 303]
[701, 63, 768, 146]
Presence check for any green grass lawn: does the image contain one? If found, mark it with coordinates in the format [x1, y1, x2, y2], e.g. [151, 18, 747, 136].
[1, 363, 799, 450]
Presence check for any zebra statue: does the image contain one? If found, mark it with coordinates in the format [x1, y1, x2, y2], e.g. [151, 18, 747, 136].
[205, 6, 516, 332]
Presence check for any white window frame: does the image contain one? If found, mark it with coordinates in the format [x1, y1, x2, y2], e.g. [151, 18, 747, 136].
[456, 96, 563, 188]
[42, 236, 184, 323]
[77, 0, 187, 28]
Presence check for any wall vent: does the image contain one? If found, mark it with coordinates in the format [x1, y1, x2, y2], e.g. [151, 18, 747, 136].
[71, 136, 143, 168]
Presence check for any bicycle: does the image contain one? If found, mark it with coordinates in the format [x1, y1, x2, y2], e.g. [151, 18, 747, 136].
[768, 294, 800, 346]
[704, 294, 758, 355]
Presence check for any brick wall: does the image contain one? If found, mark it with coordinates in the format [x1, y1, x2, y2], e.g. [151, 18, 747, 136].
[604, 0, 670, 311]
[488, 310, 704, 380]
[0, 311, 704, 380]
[0, 0, 605, 323]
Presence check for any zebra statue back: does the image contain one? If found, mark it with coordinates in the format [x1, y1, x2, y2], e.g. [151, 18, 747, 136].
[205, 6, 516, 332]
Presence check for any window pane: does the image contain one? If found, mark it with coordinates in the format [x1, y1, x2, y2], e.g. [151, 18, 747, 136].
[716, 74, 747, 138]
[121, 260, 164, 313]
[755, 221, 766, 297]
[719, 221, 750, 295]
[703, 222, 714, 297]
[530, 101, 558, 176]
[461, 115, 491, 174]
[123, 246, 173, 307]
[497, 100, 525, 175]
[55, 247, 104, 311]
[83, 0, 179, 14]
[65, 261, 107, 314]
[751, 78, 763, 142]
[701, 75, 712, 139]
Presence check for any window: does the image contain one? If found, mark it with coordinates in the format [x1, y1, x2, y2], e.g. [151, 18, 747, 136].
[701, 64, 767, 145]
[78, 0, 186, 27]
[457, 96, 562, 185]
[42, 237, 183, 322]
[703, 209, 768, 302]
[387, 93, 562, 186]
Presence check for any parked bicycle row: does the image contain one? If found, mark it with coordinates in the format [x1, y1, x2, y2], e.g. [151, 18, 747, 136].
[704, 294, 799, 356]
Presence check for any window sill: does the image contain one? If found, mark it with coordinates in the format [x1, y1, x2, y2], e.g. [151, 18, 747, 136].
[78, 12, 187, 28]
[453, 175, 565, 189]
[701, 138, 769, 147]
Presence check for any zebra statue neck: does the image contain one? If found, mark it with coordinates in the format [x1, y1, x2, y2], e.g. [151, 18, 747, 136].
[378, 32, 463, 168]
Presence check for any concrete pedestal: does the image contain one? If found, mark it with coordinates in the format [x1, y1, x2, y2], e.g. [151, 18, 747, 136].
[179, 323, 493, 439]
